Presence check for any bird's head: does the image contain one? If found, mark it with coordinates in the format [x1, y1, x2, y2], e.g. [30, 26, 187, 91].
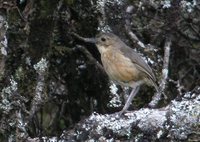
[95, 32, 122, 54]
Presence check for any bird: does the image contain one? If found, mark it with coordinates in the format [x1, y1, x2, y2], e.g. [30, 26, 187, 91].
[94, 32, 159, 115]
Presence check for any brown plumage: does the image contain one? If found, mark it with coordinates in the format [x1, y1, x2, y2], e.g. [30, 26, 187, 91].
[95, 32, 159, 114]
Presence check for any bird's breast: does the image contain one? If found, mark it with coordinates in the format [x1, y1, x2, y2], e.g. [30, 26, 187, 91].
[101, 49, 141, 86]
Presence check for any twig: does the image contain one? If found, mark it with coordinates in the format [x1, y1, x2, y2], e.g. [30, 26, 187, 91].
[125, 6, 146, 48]
[168, 79, 184, 96]
[149, 37, 171, 107]
[160, 37, 171, 93]
[125, 5, 161, 50]
[76, 45, 105, 73]
[71, 32, 106, 73]
[125, 5, 171, 107]
[71, 32, 96, 43]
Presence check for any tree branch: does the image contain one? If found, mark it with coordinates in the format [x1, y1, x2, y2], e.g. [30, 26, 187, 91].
[71, 32, 96, 43]
[28, 58, 48, 121]
[27, 93, 200, 141]
[66, 93, 200, 141]
[149, 37, 171, 107]
[125, 5, 146, 48]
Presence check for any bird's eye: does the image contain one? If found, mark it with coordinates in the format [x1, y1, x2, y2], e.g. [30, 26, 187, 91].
[101, 37, 106, 42]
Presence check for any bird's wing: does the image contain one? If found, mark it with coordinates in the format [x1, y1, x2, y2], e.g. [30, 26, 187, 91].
[119, 44, 157, 83]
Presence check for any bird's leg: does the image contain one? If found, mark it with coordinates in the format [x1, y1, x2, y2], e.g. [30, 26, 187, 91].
[118, 85, 140, 115]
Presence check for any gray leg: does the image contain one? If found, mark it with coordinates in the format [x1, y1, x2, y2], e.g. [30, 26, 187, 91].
[118, 85, 140, 115]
